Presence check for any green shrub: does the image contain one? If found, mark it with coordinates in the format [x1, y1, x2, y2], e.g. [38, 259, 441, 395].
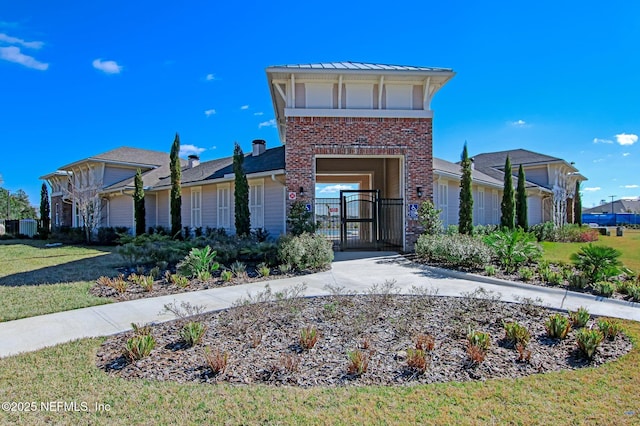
[569, 273, 589, 289]
[518, 266, 534, 282]
[544, 271, 564, 286]
[571, 244, 623, 284]
[278, 263, 292, 274]
[230, 261, 248, 279]
[347, 350, 369, 376]
[545, 314, 571, 339]
[125, 334, 155, 360]
[483, 229, 542, 273]
[616, 280, 633, 295]
[180, 321, 207, 347]
[597, 318, 622, 340]
[568, 307, 590, 328]
[576, 328, 603, 359]
[169, 273, 190, 288]
[278, 233, 334, 271]
[287, 201, 318, 236]
[220, 270, 233, 282]
[503, 321, 531, 347]
[415, 234, 493, 269]
[628, 285, 640, 302]
[530, 221, 556, 242]
[594, 281, 615, 297]
[177, 246, 220, 278]
[484, 265, 497, 276]
[257, 262, 270, 278]
[466, 329, 491, 364]
[406, 349, 428, 373]
[299, 326, 319, 350]
[417, 200, 442, 235]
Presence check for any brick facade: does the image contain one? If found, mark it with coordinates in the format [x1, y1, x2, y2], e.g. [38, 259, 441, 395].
[285, 116, 433, 250]
[50, 195, 73, 229]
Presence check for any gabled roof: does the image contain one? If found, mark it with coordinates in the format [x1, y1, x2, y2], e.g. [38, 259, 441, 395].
[433, 158, 504, 188]
[472, 149, 568, 169]
[268, 62, 453, 72]
[59, 147, 171, 170]
[583, 198, 640, 214]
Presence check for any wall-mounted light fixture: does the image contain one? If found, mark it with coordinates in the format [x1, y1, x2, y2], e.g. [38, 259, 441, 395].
[416, 186, 423, 198]
[299, 186, 305, 196]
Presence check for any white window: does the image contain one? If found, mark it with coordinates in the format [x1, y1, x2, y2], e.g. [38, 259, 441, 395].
[437, 181, 448, 226]
[190, 187, 202, 228]
[492, 190, 499, 224]
[345, 84, 373, 109]
[305, 83, 333, 108]
[476, 188, 485, 225]
[249, 179, 264, 229]
[385, 85, 413, 110]
[217, 183, 230, 230]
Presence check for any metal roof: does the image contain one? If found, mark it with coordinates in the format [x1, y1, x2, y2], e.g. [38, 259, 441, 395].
[267, 61, 453, 72]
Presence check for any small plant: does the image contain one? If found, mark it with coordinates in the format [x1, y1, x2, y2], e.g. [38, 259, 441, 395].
[568, 273, 589, 289]
[249, 333, 262, 348]
[149, 266, 161, 280]
[540, 268, 562, 285]
[180, 321, 207, 347]
[220, 270, 233, 282]
[278, 263, 292, 274]
[131, 322, 152, 336]
[170, 273, 190, 288]
[361, 337, 371, 350]
[196, 270, 212, 282]
[594, 281, 615, 297]
[204, 347, 228, 375]
[628, 285, 640, 302]
[518, 266, 534, 282]
[545, 314, 571, 339]
[163, 301, 206, 319]
[616, 280, 632, 295]
[136, 265, 146, 275]
[257, 262, 271, 278]
[503, 321, 531, 347]
[177, 246, 220, 279]
[406, 349, 428, 373]
[483, 229, 542, 273]
[466, 329, 490, 364]
[576, 328, 604, 359]
[597, 318, 622, 340]
[516, 343, 531, 362]
[415, 334, 435, 351]
[230, 260, 248, 279]
[484, 265, 497, 276]
[281, 354, 300, 373]
[299, 326, 319, 350]
[568, 307, 590, 328]
[125, 334, 155, 360]
[571, 244, 623, 284]
[347, 350, 369, 376]
[130, 274, 154, 292]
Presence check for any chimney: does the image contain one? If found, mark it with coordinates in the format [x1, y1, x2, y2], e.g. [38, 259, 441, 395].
[188, 155, 200, 168]
[252, 139, 266, 156]
[470, 157, 475, 171]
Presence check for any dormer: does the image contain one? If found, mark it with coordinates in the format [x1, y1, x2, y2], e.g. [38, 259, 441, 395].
[266, 62, 455, 143]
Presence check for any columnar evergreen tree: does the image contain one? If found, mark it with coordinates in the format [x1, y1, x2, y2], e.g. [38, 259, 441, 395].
[134, 169, 146, 236]
[500, 155, 516, 230]
[574, 181, 582, 226]
[516, 164, 528, 230]
[170, 133, 182, 238]
[458, 143, 473, 235]
[39, 183, 50, 239]
[233, 142, 251, 237]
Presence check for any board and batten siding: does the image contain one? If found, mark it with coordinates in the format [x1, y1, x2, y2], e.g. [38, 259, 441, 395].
[202, 185, 217, 228]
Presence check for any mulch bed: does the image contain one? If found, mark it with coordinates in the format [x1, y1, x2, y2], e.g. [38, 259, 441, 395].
[96, 293, 632, 387]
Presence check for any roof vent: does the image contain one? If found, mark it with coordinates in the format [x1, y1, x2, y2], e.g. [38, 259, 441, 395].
[252, 139, 266, 156]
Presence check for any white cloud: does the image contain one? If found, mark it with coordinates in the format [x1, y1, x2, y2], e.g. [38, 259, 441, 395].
[623, 153, 631, 157]
[205, 73, 215, 81]
[209, 145, 217, 150]
[179, 144, 206, 157]
[622, 184, 639, 189]
[592, 158, 604, 163]
[593, 137, 613, 144]
[0, 46, 48, 70]
[253, 112, 264, 116]
[258, 119, 277, 129]
[616, 133, 638, 146]
[0, 33, 44, 49]
[204, 109, 216, 117]
[509, 119, 529, 127]
[583, 187, 601, 192]
[92, 59, 122, 74]
[240, 105, 249, 110]
[319, 184, 355, 194]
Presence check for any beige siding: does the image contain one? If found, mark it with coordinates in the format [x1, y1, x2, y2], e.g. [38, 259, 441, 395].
[523, 166, 549, 187]
[447, 181, 459, 227]
[103, 166, 137, 187]
[156, 190, 170, 228]
[202, 185, 217, 228]
[264, 178, 286, 236]
[108, 195, 133, 229]
[528, 195, 543, 225]
[144, 193, 156, 230]
[181, 187, 191, 228]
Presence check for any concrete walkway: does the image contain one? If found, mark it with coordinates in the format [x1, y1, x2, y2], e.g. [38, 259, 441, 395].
[1, 252, 639, 358]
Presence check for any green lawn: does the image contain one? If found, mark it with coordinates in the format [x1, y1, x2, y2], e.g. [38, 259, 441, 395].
[0, 321, 638, 425]
[542, 229, 640, 273]
[0, 240, 122, 321]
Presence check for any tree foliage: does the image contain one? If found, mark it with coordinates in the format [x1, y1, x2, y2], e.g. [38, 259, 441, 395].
[458, 143, 473, 235]
[170, 133, 182, 238]
[134, 168, 146, 236]
[233, 142, 251, 237]
[516, 164, 528, 230]
[574, 181, 582, 226]
[418, 200, 442, 235]
[64, 169, 103, 243]
[40, 183, 50, 239]
[500, 155, 516, 230]
[287, 201, 317, 236]
[0, 189, 37, 220]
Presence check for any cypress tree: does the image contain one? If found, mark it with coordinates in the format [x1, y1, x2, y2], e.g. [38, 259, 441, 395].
[40, 183, 50, 239]
[516, 164, 528, 230]
[134, 168, 146, 236]
[170, 133, 182, 238]
[574, 181, 582, 226]
[458, 143, 473, 235]
[233, 142, 251, 237]
[500, 155, 516, 230]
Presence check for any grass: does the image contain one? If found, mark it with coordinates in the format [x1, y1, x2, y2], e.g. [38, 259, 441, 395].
[0, 320, 638, 424]
[0, 240, 122, 321]
[542, 228, 640, 273]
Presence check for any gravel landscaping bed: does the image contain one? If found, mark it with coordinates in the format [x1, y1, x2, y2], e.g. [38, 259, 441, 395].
[96, 291, 631, 387]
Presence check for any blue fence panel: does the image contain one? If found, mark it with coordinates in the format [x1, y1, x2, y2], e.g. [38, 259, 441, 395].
[582, 213, 640, 226]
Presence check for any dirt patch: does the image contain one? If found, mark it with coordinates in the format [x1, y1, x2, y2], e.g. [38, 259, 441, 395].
[96, 291, 632, 387]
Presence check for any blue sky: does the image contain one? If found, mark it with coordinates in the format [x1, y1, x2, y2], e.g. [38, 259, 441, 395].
[1, 0, 638, 207]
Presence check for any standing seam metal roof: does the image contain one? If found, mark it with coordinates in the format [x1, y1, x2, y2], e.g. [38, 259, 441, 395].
[268, 61, 453, 72]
